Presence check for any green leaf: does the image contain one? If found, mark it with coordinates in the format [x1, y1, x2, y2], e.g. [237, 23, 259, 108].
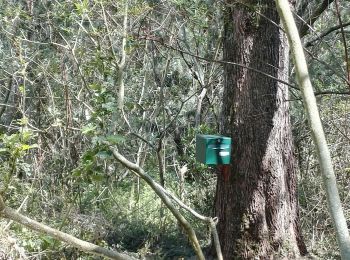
[101, 102, 116, 112]
[106, 135, 125, 144]
[41, 235, 56, 250]
[16, 117, 29, 126]
[82, 150, 95, 162]
[89, 83, 102, 91]
[92, 136, 105, 145]
[18, 85, 25, 94]
[96, 150, 112, 159]
[81, 124, 97, 135]
[20, 144, 36, 151]
[91, 174, 104, 182]
[0, 148, 8, 153]
[72, 168, 82, 177]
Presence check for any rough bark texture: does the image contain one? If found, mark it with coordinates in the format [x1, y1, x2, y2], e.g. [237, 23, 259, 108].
[216, 2, 307, 259]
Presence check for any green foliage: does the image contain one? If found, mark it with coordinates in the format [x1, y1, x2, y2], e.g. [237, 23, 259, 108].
[0, 130, 37, 158]
[0, 125, 37, 194]
[1, 0, 348, 258]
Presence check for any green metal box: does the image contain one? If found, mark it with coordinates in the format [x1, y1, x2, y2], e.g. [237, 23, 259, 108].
[196, 135, 232, 165]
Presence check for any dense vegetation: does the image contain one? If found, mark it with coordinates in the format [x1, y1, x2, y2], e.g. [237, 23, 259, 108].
[0, 0, 349, 259]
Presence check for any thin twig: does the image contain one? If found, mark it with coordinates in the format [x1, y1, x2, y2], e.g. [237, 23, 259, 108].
[140, 36, 298, 90]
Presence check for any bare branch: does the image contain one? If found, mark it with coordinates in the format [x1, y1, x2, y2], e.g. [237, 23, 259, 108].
[305, 21, 350, 47]
[334, 0, 350, 87]
[107, 145, 205, 259]
[304, 48, 350, 86]
[315, 90, 350, 96]
[139, 36, 298, 90]
[299, 0, 335, 38]
[0, 76, 13, 120]
[106, 144, 224, 260]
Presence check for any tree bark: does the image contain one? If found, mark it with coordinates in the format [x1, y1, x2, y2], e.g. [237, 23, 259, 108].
[215, 2, 307, 258]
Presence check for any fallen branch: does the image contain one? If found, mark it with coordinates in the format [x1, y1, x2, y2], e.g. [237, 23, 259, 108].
[0, 196, 135, 260]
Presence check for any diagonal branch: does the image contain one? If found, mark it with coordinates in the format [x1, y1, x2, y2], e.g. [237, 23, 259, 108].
[0, 195, 134, 260]
[139, 36, 298, 89]
[107, 144, 205, 259]
[107, 143, 223, 260]
[298, 0, 335, 38]
[305, 21, 350, 47]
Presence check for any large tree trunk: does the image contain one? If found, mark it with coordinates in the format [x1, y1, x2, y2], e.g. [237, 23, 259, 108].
[216, 2, 307, 258]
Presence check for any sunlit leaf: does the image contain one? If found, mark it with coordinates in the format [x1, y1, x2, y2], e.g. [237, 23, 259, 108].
[81, 124, 97, 134]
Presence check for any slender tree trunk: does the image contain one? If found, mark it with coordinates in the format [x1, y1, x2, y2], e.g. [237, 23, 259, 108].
[215, 2, 307, 258]
[276, 0, 350, 258]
